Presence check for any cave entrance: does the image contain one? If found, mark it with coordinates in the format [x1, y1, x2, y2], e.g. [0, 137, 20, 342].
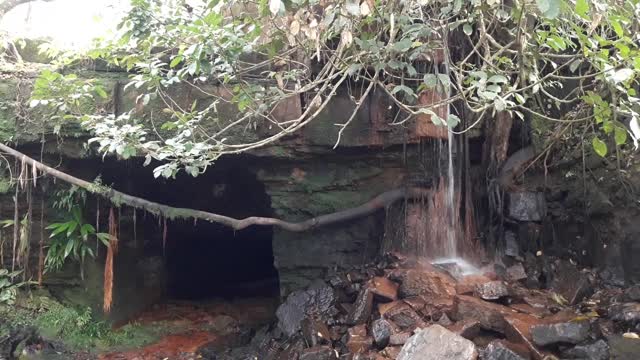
[95, 156, 280, 301]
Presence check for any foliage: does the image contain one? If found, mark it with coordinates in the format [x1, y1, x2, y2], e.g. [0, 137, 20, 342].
[28, 0, 640, 176]
[0, 269, 27, 305]
[45, 186, 109, 273]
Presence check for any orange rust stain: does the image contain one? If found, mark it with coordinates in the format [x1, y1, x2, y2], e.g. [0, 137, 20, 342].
[99, 331, 218, 360]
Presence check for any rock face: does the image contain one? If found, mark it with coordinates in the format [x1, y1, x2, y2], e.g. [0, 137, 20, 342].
[276, 285, 336, 336]
[530, 321, 591, 346]
[397, 325, 478, 360]
[507, 192, 546, 221]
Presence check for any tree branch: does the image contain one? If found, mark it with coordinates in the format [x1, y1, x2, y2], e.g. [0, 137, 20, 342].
[0, 142, 430, 232]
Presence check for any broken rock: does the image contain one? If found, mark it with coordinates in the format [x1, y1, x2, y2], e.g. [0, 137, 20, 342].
[397, 325, 478, 360]
[347, 288, 374, 325]
[481, 340, 527, 360]
[369, 277, 399, 301]
[391, 268, 457, 299]
[530, 320, 591, 346]
[453, 295, 511, 333]
[371, 319, 393, 348]
[474, 281, 509, 301]
[277, 286, 336, 337]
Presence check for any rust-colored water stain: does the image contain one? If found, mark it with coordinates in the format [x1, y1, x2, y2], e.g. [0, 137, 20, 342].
[99, 331, 218, 360]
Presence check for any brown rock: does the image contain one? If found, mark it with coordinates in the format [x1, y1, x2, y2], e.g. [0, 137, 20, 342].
[456, 275, 492, 295]
[423, 296, 455, 320]
[378, 300, 403, 316]
[382, 346, 402, 359]
[453, 295, 513, 333]
[504, 314, 547, 360]
[382, 302, 427, 331]
[391, 267, 457, 299]
[369, 277, 399, 301]
[300, 345, 338, 360]
[348, 288, 374, 325]
[347, 324, 372, 354]
[403, 297, 426, 313]
[349, 324, 367, 337]
[302, 318, 331, 346]
[448, 319, 481, 340]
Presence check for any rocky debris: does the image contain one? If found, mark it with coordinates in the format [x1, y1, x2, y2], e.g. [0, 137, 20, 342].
[505, 264, 527, 283]
[453, 295, 511, 332]
[623, 285, 640, 301]
[507, 192, 546, 221]
[371, 319, 393, 348]
[397, 325, 478, 360]
[347, 288, 374, 325]
[530, 320, 591, 346]
[276, 285, 336, 336]
[300, 345, 339, 360]
[608, 302, 640, 326]
[369, 277, 398, 301]
[562, 339, 610, 360]
[481, 340, 527, 360]
[474, 281, 509, 301]
[302, 318, 332, 346]
[549, 260, 593, 305]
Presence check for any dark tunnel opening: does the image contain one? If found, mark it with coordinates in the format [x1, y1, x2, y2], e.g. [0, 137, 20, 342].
[70, 155, 280, 301]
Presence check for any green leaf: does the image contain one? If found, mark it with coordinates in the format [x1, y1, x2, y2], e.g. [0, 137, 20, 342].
[488, 75, 508, 84]
[447, 114, 460, 127]
[170, 55, 183, 68]
[611, 19, 623, 37]
[94, 86, 108, 99]
[575, 0, 589, 19]
[592, 137, 608, 157]
[424, 74, 437, 88]
[615, 126, 628, 145]
[63, 239, 75, 259]
[391, 85, 416, 98]
[463, 24, 472, 36]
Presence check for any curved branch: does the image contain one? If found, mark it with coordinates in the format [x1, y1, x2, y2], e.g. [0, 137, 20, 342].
[0, 142, 430, 232]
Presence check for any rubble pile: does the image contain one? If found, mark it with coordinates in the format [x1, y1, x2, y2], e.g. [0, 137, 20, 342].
[213, 253, 640, 360]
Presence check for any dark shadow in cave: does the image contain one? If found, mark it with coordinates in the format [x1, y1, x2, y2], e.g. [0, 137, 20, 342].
[80, 156, 280, 301]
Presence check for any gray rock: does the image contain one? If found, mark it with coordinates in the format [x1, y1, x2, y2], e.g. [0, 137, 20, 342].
[507, 192, 546, 221]
[397, 324, 478, 360]
[563, 339, 610, 360]
[531, 320, 591, 346]
[609, 302, 640, 325]
[371, 319, 393, 348]
[481, 340, 526, 360]
[474, 281, 509, 301]
[504, 231, 520, 258]
[505, 263, 527, 282]
[276, 286, 336, 336]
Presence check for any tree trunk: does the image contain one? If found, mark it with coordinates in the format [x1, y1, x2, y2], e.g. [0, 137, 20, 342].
[0, 142, 431, 233]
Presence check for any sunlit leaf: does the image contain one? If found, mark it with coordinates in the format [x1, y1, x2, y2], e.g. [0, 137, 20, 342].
[592, 137, 608, 157]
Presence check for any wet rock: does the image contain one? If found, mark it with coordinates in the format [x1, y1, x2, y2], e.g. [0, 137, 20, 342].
[457, 275, 492, 295]
[300, 345, 339, 360]
[549, 261, 593, 305]
[347, 288, 374, 325]
[369, 277, 398, 301]
[302, 318, 331, 346]
[507, 192, 546, 221]
[563, 339, 610, 360]
[505, 264, 527, 283]
[474, 281, 509, 301]
[346, 325, 372, 354]
[391, 268, 457, 299]
[433, 262, 466, 280]
[608, 302, 640, 325]
[371, 319, 393, 348]
[623, 285, 640, 301]
[448, 320, 481, 340]
[378, 300, 403, 317]
[276, 285, 336, 337]
[481, 340, 527, 360]
[422, 296, 455, 320]
[453, 295, 511, 333]
[530, 320, 591, 346]
[382, 302, 426, 331]
[397, 325, 478, 360]
[503, 314, 546, 360]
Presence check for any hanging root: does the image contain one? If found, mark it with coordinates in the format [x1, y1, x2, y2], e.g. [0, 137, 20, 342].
[103, 208, 118, 313]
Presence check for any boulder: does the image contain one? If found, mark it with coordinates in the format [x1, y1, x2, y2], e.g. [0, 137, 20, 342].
[481, 340, 527, 360]
[474, 281, 509, 301]
[453, 295, 511, 333]
[507, 192, 546, 221]
[390, 268, 457, 299]
[397, 325, 478, 360]
[563, 339, 610, 360]
[276, 285, 336, 336]
[530, 320, 591, 346]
